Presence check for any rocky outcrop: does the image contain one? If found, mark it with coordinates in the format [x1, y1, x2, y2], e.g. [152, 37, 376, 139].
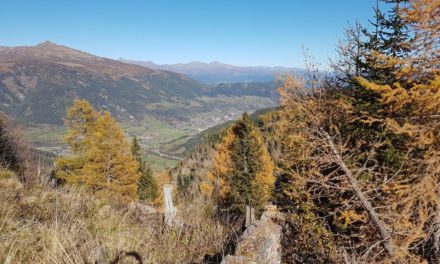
[222, 205, 283, 264]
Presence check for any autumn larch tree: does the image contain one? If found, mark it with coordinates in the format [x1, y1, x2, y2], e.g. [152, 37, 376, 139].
[56, 99, 140, 202]
[276, 0, 439, 262]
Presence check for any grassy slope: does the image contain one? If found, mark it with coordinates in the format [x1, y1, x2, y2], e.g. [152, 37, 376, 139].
[0, 169, 230, 263]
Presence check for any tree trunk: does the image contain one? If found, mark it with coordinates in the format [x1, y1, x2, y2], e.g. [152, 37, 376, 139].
[322, 131, 396, 257]
[434, 193, 440, 255]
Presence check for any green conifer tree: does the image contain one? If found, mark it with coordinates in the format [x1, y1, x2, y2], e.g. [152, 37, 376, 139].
[361, 0, 412, 84]
[131, 136, 159, 201]
[214, 113, 275, 216]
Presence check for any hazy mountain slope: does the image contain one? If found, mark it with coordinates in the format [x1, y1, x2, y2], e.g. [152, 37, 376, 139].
[161, 107, 278, 157]
[0, 42, 278, 126]
[119, 59, 302, 84]
[207, 82, 279, 99]
[0, 42, 279, 169]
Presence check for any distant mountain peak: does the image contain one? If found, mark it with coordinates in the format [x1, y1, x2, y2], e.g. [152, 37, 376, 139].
[186, 61, 204, 65]
[121, 59, 302, 84]
[35, 41, 74, 52]
[36, 41, 58, 47]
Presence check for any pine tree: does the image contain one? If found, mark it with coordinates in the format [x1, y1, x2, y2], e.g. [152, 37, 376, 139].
[332, 1, 413, 87]
[138, 164, 159, 201]
[361, 0, 412, 84]
[56, 100, 140, 202]
[131, 136, 142, 158]
[331, 0, 420, 171]
[131, 136, 159, 201]
[208, 113, 275, 216]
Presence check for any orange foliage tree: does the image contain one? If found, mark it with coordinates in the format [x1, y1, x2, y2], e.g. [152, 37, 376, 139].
[56, 99, 140, 202]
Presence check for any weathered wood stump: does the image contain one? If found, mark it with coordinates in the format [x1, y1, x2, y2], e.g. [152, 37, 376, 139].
[163, 184, 177, 226]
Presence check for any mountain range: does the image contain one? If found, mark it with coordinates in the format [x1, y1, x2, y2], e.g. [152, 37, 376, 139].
[0, 41, 278, 126]
[119, 59, 301, 84]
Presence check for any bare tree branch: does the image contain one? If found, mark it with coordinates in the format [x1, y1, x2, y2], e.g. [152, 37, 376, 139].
[321, 129, 396, 257]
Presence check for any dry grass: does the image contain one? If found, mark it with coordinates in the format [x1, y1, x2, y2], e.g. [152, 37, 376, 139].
[0, 169, 233, 264]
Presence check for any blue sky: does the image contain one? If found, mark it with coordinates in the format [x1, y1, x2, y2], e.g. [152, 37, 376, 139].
[1, 0, 382, 68]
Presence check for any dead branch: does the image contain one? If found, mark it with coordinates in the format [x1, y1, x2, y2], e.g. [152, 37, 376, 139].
[321, 130, 396, 257]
